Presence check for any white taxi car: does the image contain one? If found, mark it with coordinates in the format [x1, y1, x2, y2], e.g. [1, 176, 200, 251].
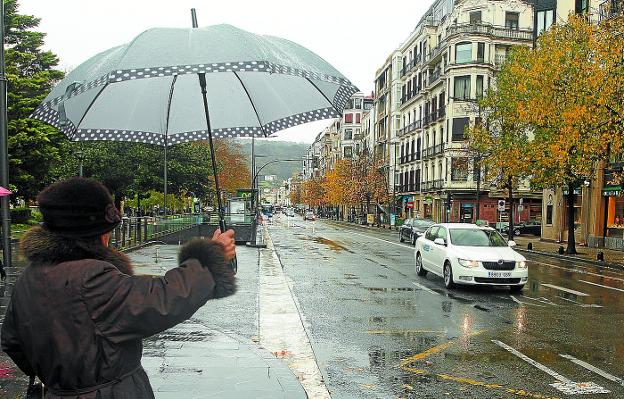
[415, 223, 528, 292]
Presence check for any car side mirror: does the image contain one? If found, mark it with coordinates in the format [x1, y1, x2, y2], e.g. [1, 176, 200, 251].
[434, 238, 446, 246]
[508, 240, 517, 247]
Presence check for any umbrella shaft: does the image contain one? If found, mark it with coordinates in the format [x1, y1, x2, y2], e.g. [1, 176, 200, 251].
[198, 73, 226, 231]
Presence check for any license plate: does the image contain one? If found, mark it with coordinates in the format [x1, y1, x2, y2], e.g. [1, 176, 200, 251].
[488, 272, 512, 278]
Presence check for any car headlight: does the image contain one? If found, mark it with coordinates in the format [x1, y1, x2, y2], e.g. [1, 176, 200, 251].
[458, 259, 480, 268]
[516, 260, 528, 269]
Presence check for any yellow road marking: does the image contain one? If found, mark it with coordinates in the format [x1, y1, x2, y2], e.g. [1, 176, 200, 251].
[398, 330, 561, 399]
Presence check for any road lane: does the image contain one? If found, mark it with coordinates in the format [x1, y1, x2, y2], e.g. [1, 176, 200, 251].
[268, 216, 624, 398]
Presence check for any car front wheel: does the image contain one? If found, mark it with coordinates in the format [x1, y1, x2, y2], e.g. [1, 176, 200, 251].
[416, 253, 427, 277]
[444, 262, 455, 289]
[510, 284, 524, 293]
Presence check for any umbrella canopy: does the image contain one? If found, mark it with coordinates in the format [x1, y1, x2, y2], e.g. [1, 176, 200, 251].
[0, 186, 10, 197]
[31, 24, 358, 143]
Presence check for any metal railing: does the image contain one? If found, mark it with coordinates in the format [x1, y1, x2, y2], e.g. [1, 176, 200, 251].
[446, 23, 533, 41]
[428, 68, 442, 87]
[398, 119, 422, 137]
[401, 54, 422, 77]
[423, 143, 445, 159]
[421, 179, 445, 192]
[110, 215, 202, 249]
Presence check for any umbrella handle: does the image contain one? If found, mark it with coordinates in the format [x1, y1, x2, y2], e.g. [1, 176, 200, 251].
[217, 218, 237, 274]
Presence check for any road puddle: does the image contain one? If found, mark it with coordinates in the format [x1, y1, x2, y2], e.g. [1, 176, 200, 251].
[298, 236, 351, 252]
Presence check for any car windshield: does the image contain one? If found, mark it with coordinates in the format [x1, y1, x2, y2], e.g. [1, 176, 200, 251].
[413, 219, 434, 228]
[449, 228, 508, 247]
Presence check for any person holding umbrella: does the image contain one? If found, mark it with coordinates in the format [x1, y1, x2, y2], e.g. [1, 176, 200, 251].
[1, 177, 236, 398]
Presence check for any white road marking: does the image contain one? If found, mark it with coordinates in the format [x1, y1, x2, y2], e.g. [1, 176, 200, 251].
[541, 283, 589, 297]
[522, 296, 560, 306]
[532, 260, 624, 284]
[578, 280, 624, 293]
[560, 354, 624, 387]
[509, 295, 546, 307]
[345, 230, 415, 250]
[411, 281, 440, 295]
[492, 340, 610, 395]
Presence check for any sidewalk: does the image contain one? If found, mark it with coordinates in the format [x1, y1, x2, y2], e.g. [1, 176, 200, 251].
[142, 321, 306, 399]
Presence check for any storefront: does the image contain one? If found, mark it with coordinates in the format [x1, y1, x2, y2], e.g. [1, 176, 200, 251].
[604, 187, 624, 241]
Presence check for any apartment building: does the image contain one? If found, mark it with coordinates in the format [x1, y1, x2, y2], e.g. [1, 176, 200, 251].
[391, 0, 538, 224]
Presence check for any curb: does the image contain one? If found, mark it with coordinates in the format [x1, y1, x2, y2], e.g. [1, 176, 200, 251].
[515, 247, 624, 271]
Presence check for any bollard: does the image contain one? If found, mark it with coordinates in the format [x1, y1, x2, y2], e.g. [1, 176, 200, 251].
[558, 246, 565, 255]
[597, 251, 604, 262]
[527, 242, 533, 250]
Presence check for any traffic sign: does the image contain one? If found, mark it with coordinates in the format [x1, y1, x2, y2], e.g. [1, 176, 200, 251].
[497, 199, 506, 212]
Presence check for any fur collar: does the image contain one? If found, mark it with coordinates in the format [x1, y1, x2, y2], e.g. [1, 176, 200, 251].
[20, 226, 134, 275]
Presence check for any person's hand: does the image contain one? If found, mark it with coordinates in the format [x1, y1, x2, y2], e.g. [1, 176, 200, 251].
[212, 229, 236, 261]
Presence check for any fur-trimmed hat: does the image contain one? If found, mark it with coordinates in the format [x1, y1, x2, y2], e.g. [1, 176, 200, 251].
[37, 177, 122, 238]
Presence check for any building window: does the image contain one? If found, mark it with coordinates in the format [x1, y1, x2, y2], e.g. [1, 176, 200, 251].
[537, 9, 554, 34]
[476, 75, 484, 99]
[576, 0, 589, 14]
[345, 99, 354, 110]
[454, 75, 471, 100]
[356, 113, 361, 124]
[477, 42, 485, 63]
[470, 11, 482, 24]
[452, 117, 470, 141]
[344, 146, 353, 158]
[344, 129, 353, 140]
[546, 204, 553, 225]
[455, 42, 472, 64]
[355, 98, 362, 109]
[505, 12, 519, 30]
[345, 113, 353, 123]
[451, 158, 469, 181]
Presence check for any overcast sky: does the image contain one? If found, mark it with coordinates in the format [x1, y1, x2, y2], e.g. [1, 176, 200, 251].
[20, 0, 431, 143]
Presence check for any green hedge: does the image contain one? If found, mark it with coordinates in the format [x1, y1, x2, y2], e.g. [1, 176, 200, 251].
[11, 208, 32, 224]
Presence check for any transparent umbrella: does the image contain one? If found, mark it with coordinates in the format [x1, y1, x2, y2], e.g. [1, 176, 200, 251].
[32, 17, 358, 269]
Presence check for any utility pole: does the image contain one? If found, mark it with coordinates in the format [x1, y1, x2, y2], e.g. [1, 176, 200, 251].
[0, 1, 12, 269]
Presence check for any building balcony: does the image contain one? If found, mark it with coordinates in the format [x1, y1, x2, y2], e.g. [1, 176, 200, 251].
[437, 106, 446, 120]
[423, 143, 445, 159]
[427, 68, 442, 87]
[446, 23, 533, 42]
[398, 119, 422, 137]
[494, 54, 507, 69]
[401, 54, 422, 77]
[600, 0, 622, 20]
[422, 179, 444, 192]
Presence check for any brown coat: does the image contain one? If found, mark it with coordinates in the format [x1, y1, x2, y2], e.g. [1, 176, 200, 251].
[1, 227, 236, 399]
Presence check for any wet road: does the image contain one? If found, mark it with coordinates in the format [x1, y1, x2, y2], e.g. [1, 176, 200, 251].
[267, 216, 624, 399]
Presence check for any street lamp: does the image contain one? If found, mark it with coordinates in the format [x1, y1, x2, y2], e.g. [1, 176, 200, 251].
[74, 148, 85, 177]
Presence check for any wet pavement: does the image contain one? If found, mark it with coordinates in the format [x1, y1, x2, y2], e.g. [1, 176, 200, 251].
[267, 215, 624, 398]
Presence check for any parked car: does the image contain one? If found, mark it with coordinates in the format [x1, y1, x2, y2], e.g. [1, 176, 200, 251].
[285, 208, 295, 217]
[304, 211, 316, 221]
[399, 218, 435, 245]
[502, 220, 541, 236]
[415, 223, 528, 292]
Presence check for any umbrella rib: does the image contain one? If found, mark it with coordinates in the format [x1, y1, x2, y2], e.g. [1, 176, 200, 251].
[74, 82, 110, 136]
[304, 77, 341, 115]
[232, 71, 267, 137]
[164, 75, 179, 144]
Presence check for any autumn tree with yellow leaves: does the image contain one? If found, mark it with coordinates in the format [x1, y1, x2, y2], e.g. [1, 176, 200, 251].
[471, 15, 624, 254]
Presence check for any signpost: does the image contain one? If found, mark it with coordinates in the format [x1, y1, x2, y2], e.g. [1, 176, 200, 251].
[497, 200, 505, 232]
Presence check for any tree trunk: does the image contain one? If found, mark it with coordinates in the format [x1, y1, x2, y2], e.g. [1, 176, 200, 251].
[507, 175, 514, 241]
[566, 182, 578, 254]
